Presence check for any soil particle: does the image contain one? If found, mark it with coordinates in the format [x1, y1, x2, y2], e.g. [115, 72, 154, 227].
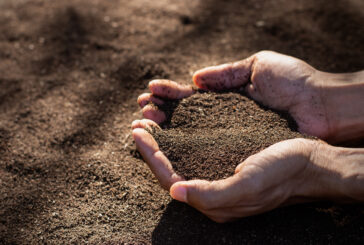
[1, 0, 364, 243]
[152, 91, 307, 180]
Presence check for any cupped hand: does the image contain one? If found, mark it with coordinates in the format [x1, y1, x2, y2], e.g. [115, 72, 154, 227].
[132, 120, 319, 222]
[131, 50, 333, 222]
[138, 50, 331, 139]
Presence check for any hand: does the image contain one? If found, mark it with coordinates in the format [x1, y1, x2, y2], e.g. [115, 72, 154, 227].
[132, 120, 364, 222]
[132, 50, 364, 222]
[138, 51, 364, 143]
[138, 51, 330, 139]
[132, 122, 320, 222]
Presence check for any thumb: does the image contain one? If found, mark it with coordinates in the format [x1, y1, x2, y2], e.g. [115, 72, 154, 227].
[170, 174, 243, 210]
[192, 55, 255, 91]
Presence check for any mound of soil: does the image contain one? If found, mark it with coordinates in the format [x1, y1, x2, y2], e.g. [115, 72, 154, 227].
[152, 91, 307, 180]
[1, 0, 364, 243]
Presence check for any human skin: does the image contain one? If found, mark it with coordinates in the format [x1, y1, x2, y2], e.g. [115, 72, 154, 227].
[132, 51, 364, 222]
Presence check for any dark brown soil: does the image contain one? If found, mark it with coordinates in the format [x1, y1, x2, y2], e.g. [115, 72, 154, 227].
[1, 0, 364, 244]
[153, 91, 305, 180]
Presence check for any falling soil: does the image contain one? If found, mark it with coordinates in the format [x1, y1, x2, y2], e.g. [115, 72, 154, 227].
[152, 91, 307, 180]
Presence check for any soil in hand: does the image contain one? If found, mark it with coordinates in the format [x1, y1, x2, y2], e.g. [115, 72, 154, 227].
[151, 92, 363, 245]
[152, 91, 309, 180]
[1, 0, 364, 243]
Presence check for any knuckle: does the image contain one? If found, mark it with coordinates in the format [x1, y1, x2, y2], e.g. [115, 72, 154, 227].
[256, 50, 267, 56]
[256, 50, 274, 58]
[141, 104, 153, 113]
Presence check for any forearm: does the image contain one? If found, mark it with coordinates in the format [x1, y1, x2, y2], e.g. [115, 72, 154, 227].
[315, 71, 364, 143]
[308, 142, 364, 202]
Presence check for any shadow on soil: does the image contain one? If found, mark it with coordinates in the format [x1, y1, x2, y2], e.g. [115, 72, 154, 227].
[251, 0, 364, 72]
[31, 6, 115, 75]
[164, 0, 364, 72]
[0, 4, 164, 240]
[1, 0, 364, 242]
[54, 55, 167, 153]
[152, 200, 364, 244]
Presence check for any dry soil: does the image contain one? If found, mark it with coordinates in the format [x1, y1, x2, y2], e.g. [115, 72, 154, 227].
[1, 0, 364, 244]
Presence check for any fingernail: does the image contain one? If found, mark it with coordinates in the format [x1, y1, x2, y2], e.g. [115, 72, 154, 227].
[171, 185, 187, 203]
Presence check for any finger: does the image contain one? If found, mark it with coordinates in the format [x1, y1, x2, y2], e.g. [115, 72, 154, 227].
[169, 173, 244, 211]
[193, 55, 255, 91]
[142, 104, 166, 124]
[132, 128, 183, 189]
[131, 119, 161, 130]
[244, 83, 263, 102]
[137, 93, 164, 108]
[149, 79, 195, 99]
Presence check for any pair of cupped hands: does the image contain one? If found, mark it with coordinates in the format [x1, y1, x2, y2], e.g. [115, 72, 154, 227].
[132, 51, 344, 223]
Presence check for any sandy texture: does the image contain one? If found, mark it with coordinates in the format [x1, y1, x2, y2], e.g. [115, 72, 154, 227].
[0, 0, 364, 244]
[153, 92, 306, 180]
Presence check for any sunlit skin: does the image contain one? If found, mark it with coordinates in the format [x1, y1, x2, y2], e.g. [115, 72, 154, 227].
[132, 51, 364, 223]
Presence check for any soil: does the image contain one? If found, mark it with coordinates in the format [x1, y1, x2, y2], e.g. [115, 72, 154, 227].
[153, 91, 305, 180]
[0, 0, 364, 244]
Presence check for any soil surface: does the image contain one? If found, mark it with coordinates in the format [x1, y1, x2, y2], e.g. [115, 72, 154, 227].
[1, 0, 364, 244]
[153, 91, 305, 180]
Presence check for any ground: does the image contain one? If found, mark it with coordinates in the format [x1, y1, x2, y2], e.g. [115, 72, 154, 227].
[0, 0, 363, 244]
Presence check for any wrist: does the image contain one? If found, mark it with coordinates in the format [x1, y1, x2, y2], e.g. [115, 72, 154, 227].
[314, 71, 364, 143]
[303, 141, 364, 202]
